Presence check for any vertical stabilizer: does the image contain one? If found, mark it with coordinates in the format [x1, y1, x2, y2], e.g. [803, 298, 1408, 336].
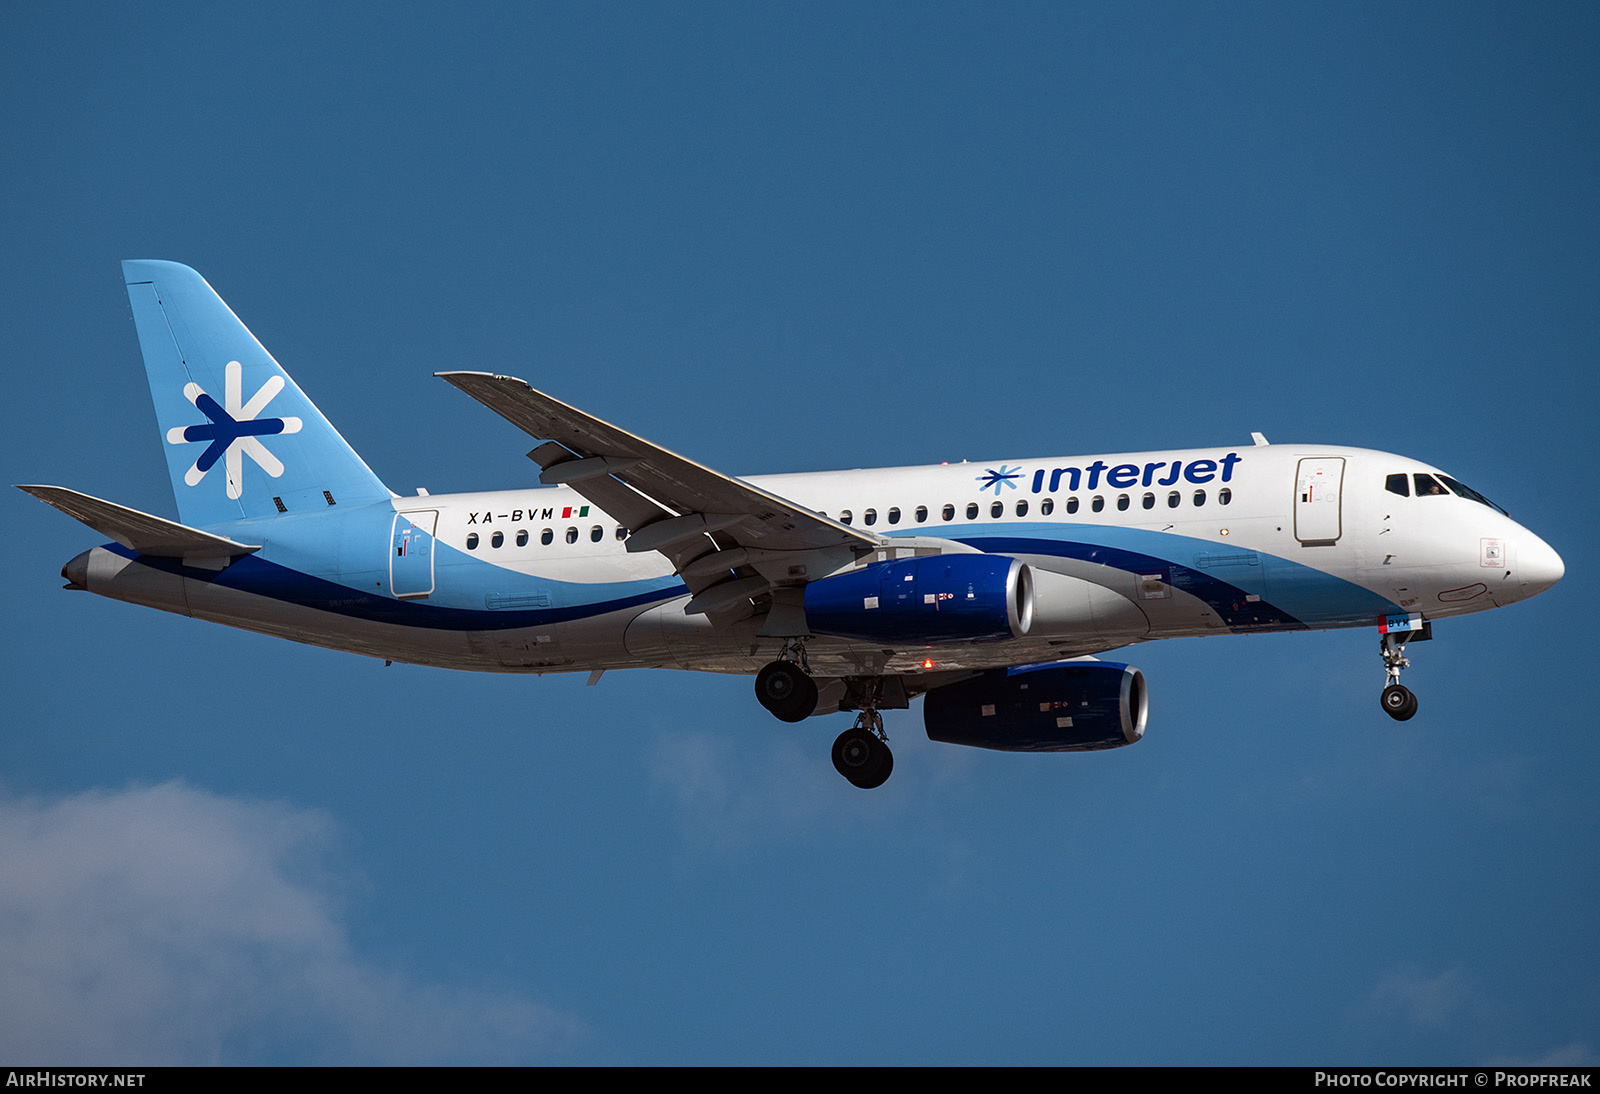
[122, 260, 391, 527]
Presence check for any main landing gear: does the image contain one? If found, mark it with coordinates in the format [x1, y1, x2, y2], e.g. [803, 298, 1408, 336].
[832, 711, 893, 790]
[1380, 630, 1419, 721]
[754, 659, 818, 722]
[753, 644, 896, 789]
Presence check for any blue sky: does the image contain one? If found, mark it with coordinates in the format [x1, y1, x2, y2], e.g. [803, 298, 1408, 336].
[2, 2, 1595, 1065]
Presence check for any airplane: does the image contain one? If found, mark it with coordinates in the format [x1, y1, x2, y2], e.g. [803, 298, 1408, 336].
[20, 260, 1565, 788]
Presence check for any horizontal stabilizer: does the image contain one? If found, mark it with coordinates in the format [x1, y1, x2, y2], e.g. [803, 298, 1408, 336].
[17, 485, 260, 559]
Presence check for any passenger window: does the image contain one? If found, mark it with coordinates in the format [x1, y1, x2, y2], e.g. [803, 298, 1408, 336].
[1193, 489, 1207, 507]
[565, 527, 578, 544]
[942, 504, 955, 521]
[966, 502, 979, 520]
[516, 529, 529, 547]
[1116, 494, 1130, 511]
[915, 505, 928, 523]
[1015, 500, 1028, 517]
[466, 532, 479, 550]
[864, 508, 877, 526]
[1218, 488, 1232, 506]
[839, 509, 853, 525]
[990, 501, 1003, 518]
[491, 531, 504, 548]
[616, 526, 627, 540]
[888, 507, 901, 525]
[541, 528, 553, 545]
[1091, 496, 1105, 513]
[1041, 498, 1054, 516]
[1414, 474, 1447, 497]
[1065, 497, 1079, 514]
[590, 525, 603, 542]
[1142, 492, 1155, 509]
[1168, 491, 1180, 508]
[1386, 473, 1410, 497]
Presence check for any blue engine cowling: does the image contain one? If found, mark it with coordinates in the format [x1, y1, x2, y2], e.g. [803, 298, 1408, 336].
[803, 554, 1033, 643]
[923, 660, 1148, 751]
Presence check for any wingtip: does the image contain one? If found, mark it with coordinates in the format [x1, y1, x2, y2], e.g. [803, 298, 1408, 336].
[435, 370, 529, 385]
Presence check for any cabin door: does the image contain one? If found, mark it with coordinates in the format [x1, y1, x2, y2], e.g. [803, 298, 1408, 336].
[1294, 457, 1345, 546]
[391, 510, 438, 599]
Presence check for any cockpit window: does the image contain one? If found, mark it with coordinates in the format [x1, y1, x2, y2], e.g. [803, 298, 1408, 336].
[1438, 474, 1509, 516]
[1413, 474, 1448, 497]
[1385, 473, 1409, 497]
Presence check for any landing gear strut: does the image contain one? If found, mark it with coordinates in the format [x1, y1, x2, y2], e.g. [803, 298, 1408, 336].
[1380, 631, 1419, 721]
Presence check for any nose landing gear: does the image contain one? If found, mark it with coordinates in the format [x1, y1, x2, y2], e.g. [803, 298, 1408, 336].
[1380, 630, 1419, 721]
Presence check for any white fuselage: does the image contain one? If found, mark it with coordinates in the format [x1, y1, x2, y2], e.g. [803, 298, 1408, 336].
[71, 442, 1564, 687]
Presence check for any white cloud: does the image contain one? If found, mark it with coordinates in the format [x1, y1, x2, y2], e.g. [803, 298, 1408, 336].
[1489, 1043, 1600, 1067]
[648, 729, 915, 847]
[649, 732, 831, 848]
[1364, 966, 1482, 1031]
[0, 782, 584, 1064]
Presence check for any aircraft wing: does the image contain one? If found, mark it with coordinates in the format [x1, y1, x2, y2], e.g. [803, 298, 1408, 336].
[436, 371, 881, 618]
[17, 485, 260, 560]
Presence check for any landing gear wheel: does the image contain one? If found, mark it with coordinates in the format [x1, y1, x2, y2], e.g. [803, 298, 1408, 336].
[832, 727, 893, 789]
[1381, 683, 1418, 721]
[755, 660, 818, 723]
[867, 745, 893, 788]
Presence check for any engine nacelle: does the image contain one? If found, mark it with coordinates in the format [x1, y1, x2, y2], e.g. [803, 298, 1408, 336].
[923, 660, 1148, 751]
[803, 554, 1033, 643]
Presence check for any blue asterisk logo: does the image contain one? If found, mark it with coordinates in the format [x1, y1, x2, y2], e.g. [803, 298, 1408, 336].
[166, 361, 302, 499]
[976, 465, 1022, 495]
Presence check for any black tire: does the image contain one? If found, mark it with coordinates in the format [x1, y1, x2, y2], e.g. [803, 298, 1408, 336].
[755, 661, 817, 722]
[772, 673, 818, 723]
[855, 744, 893, 789]
[1381, 684, 1418, 722]
[832, 728, 892, 788]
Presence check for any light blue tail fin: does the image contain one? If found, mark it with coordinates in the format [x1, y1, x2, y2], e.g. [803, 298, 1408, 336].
[122, 260, 392, 527]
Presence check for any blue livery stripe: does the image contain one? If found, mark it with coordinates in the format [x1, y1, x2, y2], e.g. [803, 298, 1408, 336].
[104, 544, 686, 630]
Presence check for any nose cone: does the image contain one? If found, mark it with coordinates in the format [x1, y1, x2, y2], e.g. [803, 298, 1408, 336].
[1519, 533, 1565, 599]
